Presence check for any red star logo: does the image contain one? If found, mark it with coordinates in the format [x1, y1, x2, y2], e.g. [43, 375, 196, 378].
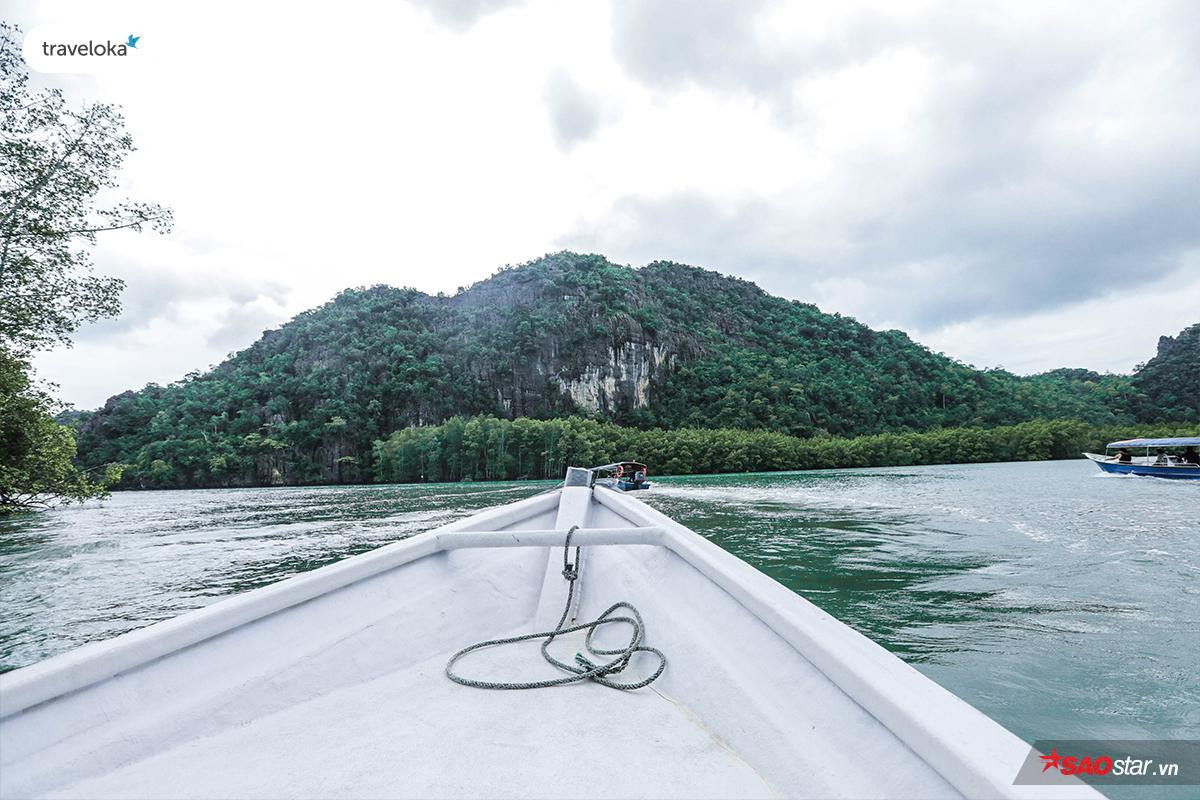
[1040, 747, 1062, 773]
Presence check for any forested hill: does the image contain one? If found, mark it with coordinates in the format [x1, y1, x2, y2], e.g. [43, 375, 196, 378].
[72, 252, 1194, 488]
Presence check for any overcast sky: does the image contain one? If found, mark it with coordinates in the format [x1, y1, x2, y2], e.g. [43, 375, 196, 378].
[12, 0, 1200, 409]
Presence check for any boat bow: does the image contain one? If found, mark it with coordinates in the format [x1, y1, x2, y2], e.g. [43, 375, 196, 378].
[0, 474, 1101, 800]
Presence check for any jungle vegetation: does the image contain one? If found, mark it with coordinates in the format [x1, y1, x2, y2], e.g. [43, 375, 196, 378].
[65, 250, 1195, 490]
[1130, 323, 1199, 422]
[373, 417, 1198, 484]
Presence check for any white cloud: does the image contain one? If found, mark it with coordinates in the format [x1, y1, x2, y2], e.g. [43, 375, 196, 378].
[910, 264, 1200, 374]
[9, 0, 1198, 408]
[543, 69, 608, 149]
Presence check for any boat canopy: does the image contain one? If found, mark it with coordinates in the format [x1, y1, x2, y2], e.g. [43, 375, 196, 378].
[591, 461, 648, 476]
[1107, 436, 1200, 448]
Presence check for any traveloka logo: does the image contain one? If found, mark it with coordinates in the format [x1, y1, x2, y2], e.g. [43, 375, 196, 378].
[40, 34, 140, 57]
[23, 25, 149, 73]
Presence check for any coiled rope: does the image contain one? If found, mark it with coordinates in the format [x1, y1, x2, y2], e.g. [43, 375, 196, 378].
[445, 525, 667, 690]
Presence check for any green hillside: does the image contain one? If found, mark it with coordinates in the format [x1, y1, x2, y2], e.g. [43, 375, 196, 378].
[1131, 323, 1200, 421]
[70, 252, 1188, 488]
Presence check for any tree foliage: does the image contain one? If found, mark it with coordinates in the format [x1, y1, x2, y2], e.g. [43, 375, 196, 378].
[0, 22, 172, 355]
[374, 416, 1197, 484]
[0, 351, 118, 513]
[66, 252, 1192, 490]
[1132, 323, 1200, 422]
[0, 23, 168, 513]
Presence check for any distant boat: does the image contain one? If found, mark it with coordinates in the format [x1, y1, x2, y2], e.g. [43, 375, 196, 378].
[1084, 436, 1200, 479]
[592, 460, 653, 491]
[0, 468, 1100, 799]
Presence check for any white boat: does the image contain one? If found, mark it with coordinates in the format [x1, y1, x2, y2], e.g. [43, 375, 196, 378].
[1084, 435, 1200, 479]
[0, 468, 1100, 800]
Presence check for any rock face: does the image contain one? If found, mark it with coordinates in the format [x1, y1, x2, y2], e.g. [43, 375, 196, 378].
[443, 256, 691, 420]
[481, 332, 676, 419]
[555, 342, 674, 414]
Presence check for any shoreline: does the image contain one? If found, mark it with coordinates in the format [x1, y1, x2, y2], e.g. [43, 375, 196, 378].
[90, 447, 1196, 496]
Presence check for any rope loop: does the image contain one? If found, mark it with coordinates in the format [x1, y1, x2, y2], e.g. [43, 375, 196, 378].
[445, 525, 666, 691]
[561, 525, 581, 580]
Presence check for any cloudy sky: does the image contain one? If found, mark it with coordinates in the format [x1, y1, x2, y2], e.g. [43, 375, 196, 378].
[11, 0, 1200, 409]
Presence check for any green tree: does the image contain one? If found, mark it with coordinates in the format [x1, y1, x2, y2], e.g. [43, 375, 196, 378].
[0, 23, 170, 512]
[371, 414, 1196, 484]
[1132, 323, 1200, 422]
[0, 351, 118, 512]
[0, 23, 172, 354]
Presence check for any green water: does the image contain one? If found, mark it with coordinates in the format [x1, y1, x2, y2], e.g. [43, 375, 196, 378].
[1, 460, 1196, 790]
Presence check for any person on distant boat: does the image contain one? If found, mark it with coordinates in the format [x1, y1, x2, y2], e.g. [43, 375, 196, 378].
[1153, 448, 1168, 465]
[1183, 446, 1200, 466]
[1111, 448, 1132, 463]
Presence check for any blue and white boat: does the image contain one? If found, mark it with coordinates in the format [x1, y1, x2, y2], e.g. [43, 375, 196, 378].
[1084, 436, 1200, 479]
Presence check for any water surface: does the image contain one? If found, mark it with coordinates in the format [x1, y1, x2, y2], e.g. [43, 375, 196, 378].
[1, 460, 1196, 792]
[642, 461, 1198, 745]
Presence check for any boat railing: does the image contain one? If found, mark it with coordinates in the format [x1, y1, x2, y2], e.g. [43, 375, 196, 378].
[435, 527, 665, 549]
[1104, 454, 1200, 467]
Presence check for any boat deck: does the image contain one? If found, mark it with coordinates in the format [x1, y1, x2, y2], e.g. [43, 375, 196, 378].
[48, 629, 778, 800]
[2, 482, 1100, 799]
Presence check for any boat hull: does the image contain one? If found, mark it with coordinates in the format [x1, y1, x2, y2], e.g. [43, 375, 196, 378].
[1084, 453, 1200, 479]
[0, 480, 1101, 799]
